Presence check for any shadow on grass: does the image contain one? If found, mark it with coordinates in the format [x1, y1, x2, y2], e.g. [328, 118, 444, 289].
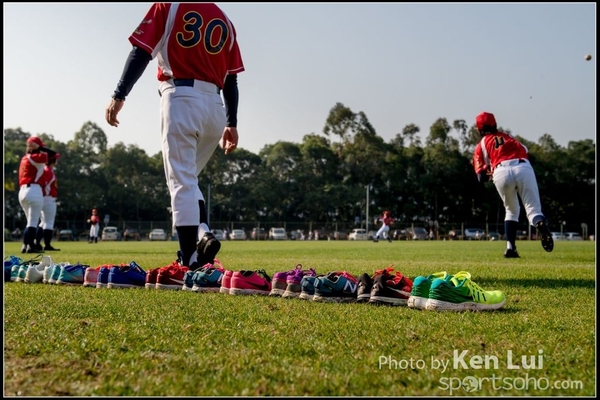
[477, 277, 596, 289]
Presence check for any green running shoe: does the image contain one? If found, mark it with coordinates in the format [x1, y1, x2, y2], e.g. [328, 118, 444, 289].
[407, 271, 450, 310]
[426, 272, 505, 311]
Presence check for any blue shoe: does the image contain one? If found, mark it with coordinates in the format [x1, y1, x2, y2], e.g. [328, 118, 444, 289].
[56, 263, 89, 286]
[48, 262, 69, 284]
[4, 255, 24, 282]
[182, 270, 196, 291]
[96, 265, 115, 288]
[192, 265, 225, 292]
[298, 275, 318, 300]
[313, 271, 359, 303]
[107, 261, 147, 289]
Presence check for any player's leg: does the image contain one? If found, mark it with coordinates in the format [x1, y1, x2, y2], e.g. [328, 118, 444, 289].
[19, 186, 44, 253]
[494, 167, 520, 257]
[516, 166, 553, 252]
[43, 197, 59, 250]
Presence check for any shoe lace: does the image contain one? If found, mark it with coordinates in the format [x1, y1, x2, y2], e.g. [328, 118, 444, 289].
[373, 265, 395, 278]
[257, 269, 271, 282]
[459, 276, 488, 300]
[339, 271, 357, 283]
[21, 254, 42, 267]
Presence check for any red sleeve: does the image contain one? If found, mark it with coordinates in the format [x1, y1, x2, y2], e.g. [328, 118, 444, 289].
[472, 143, 488, 175]
[129, 3, 170, 55]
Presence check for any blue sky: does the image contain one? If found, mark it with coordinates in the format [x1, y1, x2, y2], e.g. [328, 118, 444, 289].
[3, 2, 596, 157]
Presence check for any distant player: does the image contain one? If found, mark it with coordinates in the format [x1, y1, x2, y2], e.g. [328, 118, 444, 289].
[88, 208, 100, 243]
[36, 152, 61, 251]
[18, 136, 57, 253]
[472, 111, 553, 258]
[105, 2, 245, 269]
[373, 210, 394, 243]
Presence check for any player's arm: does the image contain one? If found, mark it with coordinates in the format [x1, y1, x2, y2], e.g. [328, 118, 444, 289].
[222, 74, 239, 127]
[112, 46, 152, 101]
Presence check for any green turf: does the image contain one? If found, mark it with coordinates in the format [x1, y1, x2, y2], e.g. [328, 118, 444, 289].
[3, 240, 596, 396]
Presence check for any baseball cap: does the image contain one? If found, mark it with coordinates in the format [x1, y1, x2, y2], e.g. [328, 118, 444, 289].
[27, 136, 45, 147]
[476, 112, 497, 131]
[48, 153, 61, 161]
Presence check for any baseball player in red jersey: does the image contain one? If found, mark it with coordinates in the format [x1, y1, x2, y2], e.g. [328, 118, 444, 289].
[105, 3, 245, 269]
[88, 209, 100, 243]
[18, 136, 57, 253]
[35, 153, 61, 251]
[373, 210, 395, 243]
[472, 111, 553, 258]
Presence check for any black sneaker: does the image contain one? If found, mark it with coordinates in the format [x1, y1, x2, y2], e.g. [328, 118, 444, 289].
[44, 245, 60, 251]
[368, 270, 413, 306]
[536, 220, 554, 252]
[504, 248, 520, 258]
[21, 245, 27, 254]
[356, 273, 373, 303]
[196, 232, 221, 268]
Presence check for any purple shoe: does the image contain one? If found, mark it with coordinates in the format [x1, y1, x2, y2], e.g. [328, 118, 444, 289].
[282, 266, 317, 299]
[269, 264, 305, 297]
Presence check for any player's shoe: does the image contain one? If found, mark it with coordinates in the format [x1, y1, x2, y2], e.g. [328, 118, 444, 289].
[407, 271, 450, 310]
[49, 263, 70, 284]
[426, 272, 505, 311]
[230, 270, 272, 296]
[270, 264, 304, 297]
[24, 256, 53, 284]
[96, 265, 116, 288]
[43, 245, 60, 251]
[196, 232, 221, 270]
[298, 274, 319, 301]
[369, 269, 413, 306]
[282, 266, 317, 299]
[83, 265, 105, 287]
[220, 269, 234, 294]
[107, 261, 147, 289]
[356, 273, 374, 303]
[503, 248, 520, 258]
[535, 220, 554, 252]
[4, 255, 24, 282]
[156, 264, 189, 290]
[192, 261, 225, 292]
[56, 263, 89, 286]
[313, 271, 358, 303]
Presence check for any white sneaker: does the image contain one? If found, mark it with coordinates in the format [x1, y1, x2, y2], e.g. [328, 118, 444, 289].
[41, 256, 56, 284]
[24, 263, 46, 283]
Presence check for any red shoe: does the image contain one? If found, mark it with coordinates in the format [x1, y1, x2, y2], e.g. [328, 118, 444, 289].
[145, 268, 161, 289]
[220, 269, 234, 294]
[156, 264, 189, 290]
[230, 270, 272, 296]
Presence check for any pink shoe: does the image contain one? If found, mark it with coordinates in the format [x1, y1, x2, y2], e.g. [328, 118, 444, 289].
[156, 263, 189, 290]
[230, 270, 272, 296]
[83, 265, 104, 287]
[220, 269, 234, 294]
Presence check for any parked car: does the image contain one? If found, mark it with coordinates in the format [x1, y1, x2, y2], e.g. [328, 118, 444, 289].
[551, 232, 566, 241]
[57, 229, 76, 241]
[268, 227, 287, 240]
[289, 230, 304, 240]
[251, 227, 268, 240]
[406, 227, 429, 240]
[102, 226, 122, 241]
[230, 229, 247, 241]
[348, 228, 369, 241]
[148, 228, 167, 241]
[211, 229, 224, 240]
[391, 229, 409, 241]
[564, 232, 583, 241]
[123, 228, 141, 241]
[463, 228, 485, 240]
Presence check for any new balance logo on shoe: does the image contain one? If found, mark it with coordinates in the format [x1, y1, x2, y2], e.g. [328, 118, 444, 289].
[344, 280, 357, 294]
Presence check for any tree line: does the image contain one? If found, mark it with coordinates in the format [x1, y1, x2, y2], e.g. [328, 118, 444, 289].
[3, 102, 596, 237]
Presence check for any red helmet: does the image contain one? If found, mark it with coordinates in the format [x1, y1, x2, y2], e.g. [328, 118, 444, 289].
[27, 136, 45, 147]
[476, 112, 497, 131]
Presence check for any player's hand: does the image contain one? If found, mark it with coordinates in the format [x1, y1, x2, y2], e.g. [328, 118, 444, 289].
[221, 127, 238, 155]
[105, 98, 125, 127]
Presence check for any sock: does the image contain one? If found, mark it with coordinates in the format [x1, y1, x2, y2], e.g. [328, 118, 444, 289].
[44, 229, 53, 247]
[505, 220, 518, 250]
[35, 226, 43, 246]
[24, 226, 36, 248]
[532, 215, 546, 227]
[176, 226, 199, 267]
[198, 200, 210, 239]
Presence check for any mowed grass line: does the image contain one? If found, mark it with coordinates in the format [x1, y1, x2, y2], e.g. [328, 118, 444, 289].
[3, 240, 596, 396]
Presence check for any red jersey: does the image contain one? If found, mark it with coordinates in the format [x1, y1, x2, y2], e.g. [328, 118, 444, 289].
[42, 166, 58, 198]
[18, 153, 48, 186]
[381, 216, 394, 226]
[472, 131, 529, 175]
[129, 2, 245, 89]
[90, 215, 100, 226]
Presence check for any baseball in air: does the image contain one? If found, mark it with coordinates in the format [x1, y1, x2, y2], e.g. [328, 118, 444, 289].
[585, 54, 592, 61]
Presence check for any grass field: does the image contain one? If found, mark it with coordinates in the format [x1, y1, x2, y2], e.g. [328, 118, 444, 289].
[3, 239, 596, 396]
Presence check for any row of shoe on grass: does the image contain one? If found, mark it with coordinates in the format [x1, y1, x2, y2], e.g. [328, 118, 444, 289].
[4, 255, 506, 311]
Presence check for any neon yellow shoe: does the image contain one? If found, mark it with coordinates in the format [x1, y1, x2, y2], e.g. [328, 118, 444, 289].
[425, 271, 505, 311]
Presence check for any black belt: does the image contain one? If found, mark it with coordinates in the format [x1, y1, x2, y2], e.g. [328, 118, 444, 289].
[495, 159, 526, 169]
[24, 183, 39, 188]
